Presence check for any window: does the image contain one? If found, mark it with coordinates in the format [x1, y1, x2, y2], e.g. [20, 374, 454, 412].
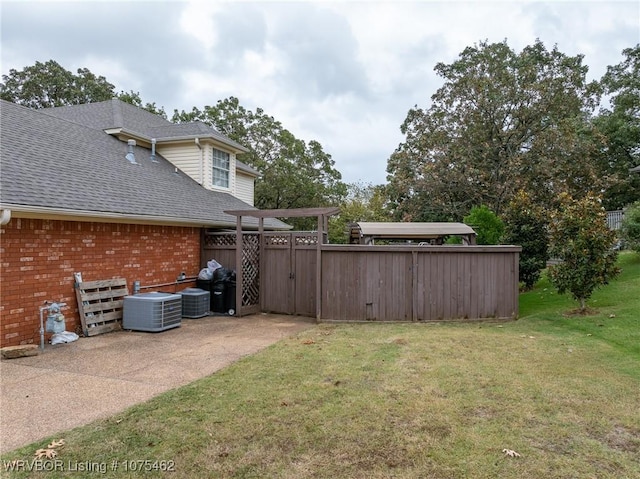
[212, 148, 230, 188]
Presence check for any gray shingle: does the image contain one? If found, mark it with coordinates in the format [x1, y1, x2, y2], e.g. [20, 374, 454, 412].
[45, 99, 248, 152]
[0, 100, 288, 230]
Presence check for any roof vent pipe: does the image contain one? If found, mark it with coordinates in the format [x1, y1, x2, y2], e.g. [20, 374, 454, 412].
[150, 138, 158, 163]
[125, 139, 138, 164]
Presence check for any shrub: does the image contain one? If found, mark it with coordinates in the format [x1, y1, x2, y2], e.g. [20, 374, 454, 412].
[548, 193, 620, 312]
[502, 190, 549, 290]
[463, 205, 504, 245]
[620, 201, 640, 253]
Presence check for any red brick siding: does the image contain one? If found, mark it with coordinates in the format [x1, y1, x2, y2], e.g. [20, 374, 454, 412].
[0, 219, 201, 347]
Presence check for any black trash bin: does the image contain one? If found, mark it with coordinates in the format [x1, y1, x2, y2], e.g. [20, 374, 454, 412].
[211, 268, 228, 314]
[224, 270, 236, 315]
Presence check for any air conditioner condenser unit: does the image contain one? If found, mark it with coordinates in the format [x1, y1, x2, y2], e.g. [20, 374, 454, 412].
[123, 292, 182, 332]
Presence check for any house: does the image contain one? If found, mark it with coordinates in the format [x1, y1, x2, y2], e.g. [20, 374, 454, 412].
[0, 99, 288, 347]
[43, 99, 261, 206]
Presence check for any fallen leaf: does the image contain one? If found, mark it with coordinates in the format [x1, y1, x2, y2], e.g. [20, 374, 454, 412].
[302, 339, 315, 345]
[47, 439, 65, 449]
[587, 333, 592, 336]
[34, 448, 57, 459]
[609, 314, 616, 318]
[502, 448, 521, 458]
[528, 336, 535, 339]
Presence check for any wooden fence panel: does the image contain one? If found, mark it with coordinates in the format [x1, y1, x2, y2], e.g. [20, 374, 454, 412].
[262, 240, 293, 314]
[201, 233, 236, 270]
[320, 245, 519, 322]
[294, 247, 316, 316]
[203, 232, 519, 322]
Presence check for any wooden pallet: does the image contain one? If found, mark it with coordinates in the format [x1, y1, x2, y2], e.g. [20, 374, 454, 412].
[74, 278, 129, 336]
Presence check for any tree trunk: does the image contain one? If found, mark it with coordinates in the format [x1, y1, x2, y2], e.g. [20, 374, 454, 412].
[579, 297, 586, 312]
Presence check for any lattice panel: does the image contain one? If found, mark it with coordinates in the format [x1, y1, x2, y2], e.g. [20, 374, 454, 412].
[265, 234, 290, 246]
[242, 234, 260, 306]
[204, 233, 236, 247]
[294, 234, 318, 246]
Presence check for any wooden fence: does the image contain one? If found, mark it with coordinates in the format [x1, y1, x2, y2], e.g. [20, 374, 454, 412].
[205, 229, 521, 322]
[319, 245, 520, 321]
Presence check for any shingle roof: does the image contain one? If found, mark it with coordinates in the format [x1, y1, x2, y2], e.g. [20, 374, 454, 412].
[45, 99, 249, 152]
[0, 100, 288, 229]
[357, 222, 476, 237]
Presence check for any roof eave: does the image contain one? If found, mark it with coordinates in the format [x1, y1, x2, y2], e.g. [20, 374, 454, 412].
[104, 128, 249, 154]
[2, 204, 234, 228]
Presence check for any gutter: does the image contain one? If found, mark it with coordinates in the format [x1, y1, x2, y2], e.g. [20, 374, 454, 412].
[104, 128, 248, 155]
[1, 204, 231, 228]
[0, 204, 290, 230]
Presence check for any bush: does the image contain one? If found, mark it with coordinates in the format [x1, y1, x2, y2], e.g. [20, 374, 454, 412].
[502, 190, 549, 290]
[463, 205, 504, 245]
[548, 193, 620, 312]
[620, 201, 640, 253]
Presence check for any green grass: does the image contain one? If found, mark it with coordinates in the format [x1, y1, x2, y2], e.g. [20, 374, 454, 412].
[2, 253, 639, 478]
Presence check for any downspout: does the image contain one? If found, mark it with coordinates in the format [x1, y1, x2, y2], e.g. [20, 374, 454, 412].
[0, 209, 11, 225]
[195, 138, 204, 185]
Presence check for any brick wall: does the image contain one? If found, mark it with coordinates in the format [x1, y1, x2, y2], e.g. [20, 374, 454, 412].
[0, 218, 201, 347]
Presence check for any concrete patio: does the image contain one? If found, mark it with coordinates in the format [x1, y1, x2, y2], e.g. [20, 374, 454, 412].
[0, 313, 315, 453]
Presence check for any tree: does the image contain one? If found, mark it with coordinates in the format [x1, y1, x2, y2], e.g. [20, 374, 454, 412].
[387, 40, 603, 221]
[117, 90, 167, 118]
[548, 192, 620, 312]
[1, 60, 166, 117]
[1, 60, 114, 108]
[328, 182, 391, 243]
[173, 97, 347, 230]
[463, 205, 504, 245]
[502, 190, 549, 290]
[593, 45, 640, 210]
[620, 201, 640, 253]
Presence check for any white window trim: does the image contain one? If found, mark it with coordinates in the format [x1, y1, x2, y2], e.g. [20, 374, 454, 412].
[212, 147, 230, 189]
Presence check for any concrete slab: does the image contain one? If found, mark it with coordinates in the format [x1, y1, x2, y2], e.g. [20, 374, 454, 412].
[0, 313, 315, 453]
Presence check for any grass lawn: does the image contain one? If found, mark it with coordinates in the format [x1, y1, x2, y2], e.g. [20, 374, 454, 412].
[2, 253, 639, 478]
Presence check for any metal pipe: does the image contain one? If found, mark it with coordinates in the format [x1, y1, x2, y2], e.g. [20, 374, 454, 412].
[150, 138, 158, 162]
[137, 276, 198, 291]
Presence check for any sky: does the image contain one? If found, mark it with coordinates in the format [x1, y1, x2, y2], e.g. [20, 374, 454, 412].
[1, 1, 638, 186]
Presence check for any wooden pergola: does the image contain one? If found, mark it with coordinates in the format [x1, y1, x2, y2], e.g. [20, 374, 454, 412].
[223, 207, 340, 319]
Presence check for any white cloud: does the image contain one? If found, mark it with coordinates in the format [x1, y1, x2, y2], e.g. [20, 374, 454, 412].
[2, 0, 638, 185]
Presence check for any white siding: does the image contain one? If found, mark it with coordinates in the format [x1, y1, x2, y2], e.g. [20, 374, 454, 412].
[235, 172, 255, 206]
[158, 142, 252, 204]
[157, 144, 205, 184]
